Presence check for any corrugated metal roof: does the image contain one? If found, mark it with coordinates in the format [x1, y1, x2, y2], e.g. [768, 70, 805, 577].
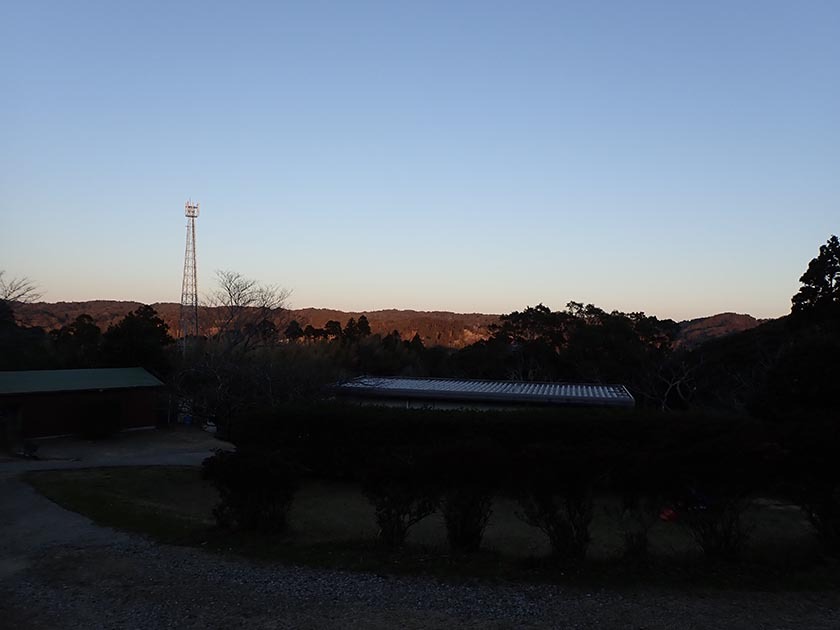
[335, 376, 635, 408]
[0, 368, 164, 396]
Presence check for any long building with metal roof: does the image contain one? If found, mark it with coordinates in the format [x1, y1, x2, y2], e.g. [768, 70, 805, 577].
[333, 376, 635, 409]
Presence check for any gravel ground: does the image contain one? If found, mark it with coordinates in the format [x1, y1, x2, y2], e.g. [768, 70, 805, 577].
[2, 431, 840, 629]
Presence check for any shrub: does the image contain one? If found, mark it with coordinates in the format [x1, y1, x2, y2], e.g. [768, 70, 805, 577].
[781, 422, 840, 555]
[609, 450, 669, 563]
[440, 486, 494, 553]
[646, 415, 777, 561]
[663, 447, 765, 561]
[517, 486, 594, 564]
[201, 448, 299, 533]
[429, 438, 505, 553]
[799, 481, 840, 554]
[362, 450, 437, 549]
[610, 495, 660, 562]
[678, 494, 753, 560]
[514, 444, 601, 565]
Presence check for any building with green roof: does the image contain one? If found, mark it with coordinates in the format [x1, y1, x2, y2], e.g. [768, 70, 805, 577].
[0, 367, 164, 442]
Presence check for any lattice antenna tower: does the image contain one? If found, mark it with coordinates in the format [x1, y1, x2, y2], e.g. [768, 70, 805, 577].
[179, 200, 200, 342]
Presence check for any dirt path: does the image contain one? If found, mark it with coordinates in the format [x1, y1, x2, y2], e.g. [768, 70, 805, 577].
[2, 431, 840, 629]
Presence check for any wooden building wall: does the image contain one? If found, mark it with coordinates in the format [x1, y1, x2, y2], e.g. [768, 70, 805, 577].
[2, 389, 160, 439]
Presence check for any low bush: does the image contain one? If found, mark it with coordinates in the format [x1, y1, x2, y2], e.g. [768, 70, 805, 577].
[514, 445, 602, 565]
[429, 439, 505, 553]
[679, 495, 753, 560]
[662, 442, 769, 561]
[610, 450, 670, 562]
[440, 486, 494, 553]
[799, 481, 840, 554]
[362, 450, 437, 549]
[517, 487, 594, 564]
[201, 448, 299, 534]
[781, 423, 840, 555]
[610, 495, 660, 562]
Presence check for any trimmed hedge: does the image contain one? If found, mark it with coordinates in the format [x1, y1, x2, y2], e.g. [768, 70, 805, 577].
[214, 402, 840, 560]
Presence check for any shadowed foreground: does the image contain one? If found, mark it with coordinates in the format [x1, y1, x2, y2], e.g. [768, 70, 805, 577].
[3, 470, 840, 629]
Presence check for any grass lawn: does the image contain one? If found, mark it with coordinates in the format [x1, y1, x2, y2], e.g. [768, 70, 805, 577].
[24, 466, 839, 590]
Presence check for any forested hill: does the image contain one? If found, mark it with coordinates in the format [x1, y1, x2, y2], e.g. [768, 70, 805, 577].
[291, 308, 497, 347]
[675, 312, 764, 348]
[10, 301, 762, 349]
[11, 301, 498, 349]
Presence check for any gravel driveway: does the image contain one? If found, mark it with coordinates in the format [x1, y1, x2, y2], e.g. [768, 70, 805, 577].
[2, 430, 840, 629]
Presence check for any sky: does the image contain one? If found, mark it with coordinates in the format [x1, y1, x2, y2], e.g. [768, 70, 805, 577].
[1, 1, 838, 321]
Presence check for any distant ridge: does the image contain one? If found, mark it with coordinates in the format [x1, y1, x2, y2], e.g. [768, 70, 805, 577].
[676, 312, 764, 349]
[11, 301, 499, 349]
[10, 301, 765, 350]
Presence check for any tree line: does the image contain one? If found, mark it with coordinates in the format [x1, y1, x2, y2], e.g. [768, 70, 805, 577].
[198, 234, 839, 566]
[3, 235, 839, 570]
[2, 235, 839, 423]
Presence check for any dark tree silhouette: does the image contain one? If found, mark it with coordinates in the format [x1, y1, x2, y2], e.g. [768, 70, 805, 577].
[0, 271, 42, 332]
[357, 315, 372, 337]
[480, 301, 679, 397]
[0, 272, 51, 370]
[0, 301, 14, 327]
[207, 270, 290, 351]
[249, 318, 278, 343]
[284, 320, 304, 341]
[51, 314, 102, 367]
[324, 320, 342, 340]
[407, 332, 425, 352]
[102, 305, 172, 373]
[344, 317, 359, 342]
[0, 271, 42, 304]
[491, 303, 573, 349]
[0, 315, 52, 370]
[792, 235, 840, 318]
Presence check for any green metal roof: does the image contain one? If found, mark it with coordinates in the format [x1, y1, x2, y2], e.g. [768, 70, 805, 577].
[0, 368, 164, 395]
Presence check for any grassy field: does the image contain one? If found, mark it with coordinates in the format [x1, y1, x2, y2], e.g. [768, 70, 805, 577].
[24, 466, 838, 590]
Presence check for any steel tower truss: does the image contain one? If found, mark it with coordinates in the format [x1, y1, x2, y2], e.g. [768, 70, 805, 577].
[179, 201, 200, 340]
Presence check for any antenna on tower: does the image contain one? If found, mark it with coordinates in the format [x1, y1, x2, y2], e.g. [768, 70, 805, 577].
[179, 200, 200, 348]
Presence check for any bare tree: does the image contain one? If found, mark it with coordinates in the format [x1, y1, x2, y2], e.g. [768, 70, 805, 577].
[0, 271, 42, 304]
[633, 354, 699, 412]
[175, 271, 292, 433]
[206, 270, 291, 343]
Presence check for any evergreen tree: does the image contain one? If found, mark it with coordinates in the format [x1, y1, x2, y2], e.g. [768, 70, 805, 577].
[792, 235, 840, 319]
[284, 320, 304, 341]
[324, 320, 343, 340]
[102, 305, 172, 373]
[357, 315, 372, 337]
[344, 317, 359, 342]
[51, 314, 102, 367]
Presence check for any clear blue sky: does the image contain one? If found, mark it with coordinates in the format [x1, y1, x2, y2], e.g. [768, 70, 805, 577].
[1, 1, 837, 320]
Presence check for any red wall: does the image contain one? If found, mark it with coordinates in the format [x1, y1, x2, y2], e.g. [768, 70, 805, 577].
[4, 389, 161, 438]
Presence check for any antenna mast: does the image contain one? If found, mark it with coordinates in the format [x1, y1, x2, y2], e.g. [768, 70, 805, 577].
[179, 200, 200, 344]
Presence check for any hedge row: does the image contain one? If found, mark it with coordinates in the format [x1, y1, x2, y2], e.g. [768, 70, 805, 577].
[203, 403, 840, 561]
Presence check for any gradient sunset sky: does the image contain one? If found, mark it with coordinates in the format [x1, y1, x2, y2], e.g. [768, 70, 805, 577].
[2, 1, 838, 320]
